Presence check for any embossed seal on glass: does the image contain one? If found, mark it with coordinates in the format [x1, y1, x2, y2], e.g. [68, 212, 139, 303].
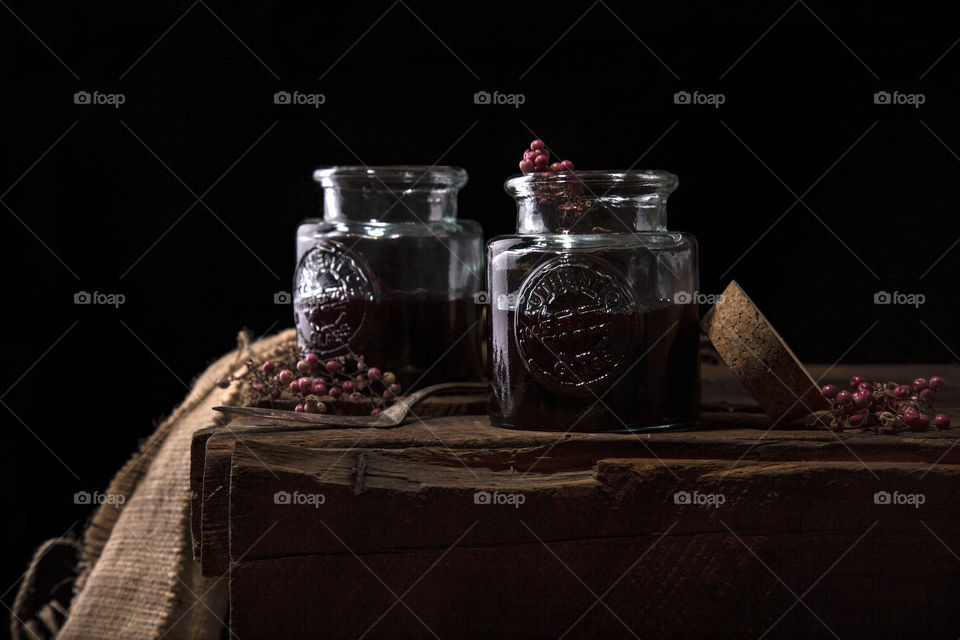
[294, 240, 377, 355]
[515, 255, 639, 394]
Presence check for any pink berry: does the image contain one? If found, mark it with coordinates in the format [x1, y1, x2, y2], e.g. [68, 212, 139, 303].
[262, 361, 276, 374]
[326, 360, 340, 374]
[277, 369, 295, 385]
[929, 376, 945, 391]
[367, 367, 382, 380]
[559, 159, 574, 171]
[251, 382, 264, 393]
[297, 360, 311, 374]
[893, 385, 911, 398]
[935, 413, 951, 429]
[270, 389, 281, 400]
[370, 408, 382, 416]
[849, 376, 866, 389]
[304, 353, 319, 365]
[917, 414, 931, 431]
[311, 382, 327, 396]
[294, 403, 305, 413]
[902, 408, 920, 427]
[523, 149, 538, 161]
[530, 139, 544, 151]
[216, 377, 231, 389]
[389, 383, 402, 395]
[918, 388, 935, 403]
[383, 388, 396, 400]
[913, 378, 928, 392]
[821, 384, 839, 400]
[329, 387, 342, 399]
[858, 382, 873, 393]
[848, 413, 865, 427]
[289, 381, 299, 393]
[852, 390, 872, 409]
[534, 154, 549, 170]
[837, 390, 853, 405]
[519, 159, 534, 173]
[349, 392, 363, 402]
[342, 381, 355, 393]
[298, 377, 313, 393]
[357, 361, 368, 372]
[550, 162, 563, 171]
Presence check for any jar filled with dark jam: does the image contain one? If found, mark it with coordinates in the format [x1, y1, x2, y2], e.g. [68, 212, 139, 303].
[294, 166, 484, 390]
[487, 170, 700, 431]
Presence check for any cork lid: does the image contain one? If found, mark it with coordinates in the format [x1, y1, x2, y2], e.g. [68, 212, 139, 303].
[701, 280, 829, 422]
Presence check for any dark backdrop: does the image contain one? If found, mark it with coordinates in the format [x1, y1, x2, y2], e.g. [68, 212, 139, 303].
[3, 0, 960, 630]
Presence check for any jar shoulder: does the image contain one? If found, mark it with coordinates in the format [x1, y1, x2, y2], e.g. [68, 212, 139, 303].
[300, 218, 483, 238]
[488, 231, 697, 253]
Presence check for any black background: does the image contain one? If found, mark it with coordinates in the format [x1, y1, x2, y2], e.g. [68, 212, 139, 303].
[3, 0, 960, 630]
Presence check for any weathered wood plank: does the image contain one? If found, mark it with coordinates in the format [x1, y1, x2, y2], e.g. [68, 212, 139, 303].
[189, 392, 487, 562]
[192, 363, 960, 575]
[227, 442, 960, 639]
[199, 417, 960, 577]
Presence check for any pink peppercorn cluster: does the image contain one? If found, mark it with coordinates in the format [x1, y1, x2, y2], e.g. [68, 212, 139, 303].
[518, 139, 574, 174]
[821, 375, 950, 433]
[515, 139, 591, 229]
[217, 347, 400, 416]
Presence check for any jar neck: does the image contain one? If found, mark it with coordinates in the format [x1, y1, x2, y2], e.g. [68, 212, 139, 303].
[314, 166, 467, 224]
[506, 171, 677, 234]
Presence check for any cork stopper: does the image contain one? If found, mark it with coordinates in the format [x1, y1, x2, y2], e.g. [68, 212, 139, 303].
[701, 280, 829, 422]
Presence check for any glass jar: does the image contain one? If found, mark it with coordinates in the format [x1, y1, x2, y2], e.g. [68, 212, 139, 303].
[487, 170, 700, 431]
[294, 166, 484, 390]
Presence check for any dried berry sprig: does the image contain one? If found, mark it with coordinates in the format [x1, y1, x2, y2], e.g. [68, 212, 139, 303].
[216, 346, 399, 416]
[516, 139, 604, 231]
[518, 139, 574, 175]
[821, 375, 951, 433]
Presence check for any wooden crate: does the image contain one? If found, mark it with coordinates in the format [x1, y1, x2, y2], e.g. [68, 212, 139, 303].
[191, 364, 960, 639]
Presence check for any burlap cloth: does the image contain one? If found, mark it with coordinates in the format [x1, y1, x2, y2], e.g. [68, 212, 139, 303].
[12, 329, 296, 640]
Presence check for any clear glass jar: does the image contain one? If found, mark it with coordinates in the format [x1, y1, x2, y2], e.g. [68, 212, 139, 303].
[294, 166, 484, 390]
[487, 170, 700, 431]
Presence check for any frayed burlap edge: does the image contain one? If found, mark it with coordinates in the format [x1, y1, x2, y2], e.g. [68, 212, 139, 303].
[13, 328, 296, 640]
[76, 329, 295, 591]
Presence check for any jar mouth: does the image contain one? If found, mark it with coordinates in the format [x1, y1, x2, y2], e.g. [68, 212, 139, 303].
[314, 166, 468, 190]
[504, 170, 678, 198]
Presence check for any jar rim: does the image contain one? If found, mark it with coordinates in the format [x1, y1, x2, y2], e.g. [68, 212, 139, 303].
[314, 165, 468, 189]
[504, 170, 678, 198]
